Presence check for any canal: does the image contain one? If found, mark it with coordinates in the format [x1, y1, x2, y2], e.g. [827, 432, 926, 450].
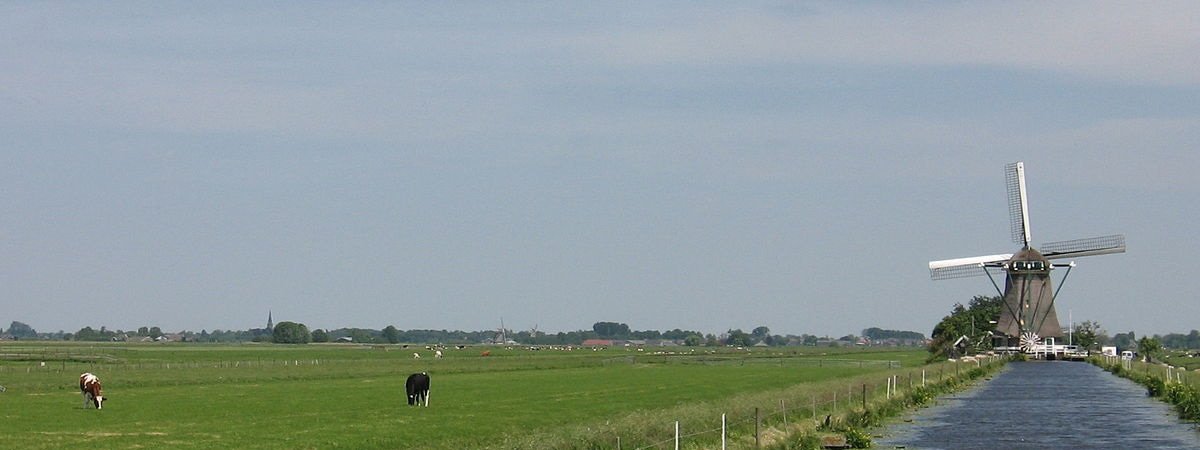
[877, 361, 1200, 449]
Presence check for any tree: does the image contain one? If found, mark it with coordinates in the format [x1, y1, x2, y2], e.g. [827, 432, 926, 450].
[8, 321, 37, 339]
[724, 329, 753, 347]
[382, 325, 400, 344]
[1070, 320, 1105, 350]
[928, 295, 1003, 359]
[751, 326, 770, 341]
[272, 321, 310, 344]
[592, 322, 630, 338]
[149, 326, 163, 339]
[862, 328, 926, 341]
[1137, 336, 1163, 363]
[311, 329, 329, 343]
[1112, 331, 1136, 351]
[348, 328, 375, 344]
[683, 334, 703, 346]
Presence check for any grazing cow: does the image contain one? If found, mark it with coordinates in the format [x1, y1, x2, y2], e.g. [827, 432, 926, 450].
[434, 350, 443, 359]
[405, 372, 430, 407]
[412, 352, 421, 359]
[79, 372, 104, 409]
[480, 350, 491, 357]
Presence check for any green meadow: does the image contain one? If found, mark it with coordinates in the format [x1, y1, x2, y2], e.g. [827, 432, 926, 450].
[0, 342, 930, 449]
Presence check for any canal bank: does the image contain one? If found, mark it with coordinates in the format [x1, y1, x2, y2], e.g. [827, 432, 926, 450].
[876, 360, 1200, 449]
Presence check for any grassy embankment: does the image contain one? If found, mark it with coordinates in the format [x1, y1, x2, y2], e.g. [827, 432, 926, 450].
[1091, 355, 1200, 423]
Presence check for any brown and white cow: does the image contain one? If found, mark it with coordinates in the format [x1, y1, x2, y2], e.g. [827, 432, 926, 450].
[79, 372, 104, 409]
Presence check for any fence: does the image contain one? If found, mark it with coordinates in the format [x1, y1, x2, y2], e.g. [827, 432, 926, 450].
[619, 355, 1002, 449]
[1096, 354, 1197, 388]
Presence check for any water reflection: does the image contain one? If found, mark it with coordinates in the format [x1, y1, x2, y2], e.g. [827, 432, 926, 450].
[878, 361, 1200, 449]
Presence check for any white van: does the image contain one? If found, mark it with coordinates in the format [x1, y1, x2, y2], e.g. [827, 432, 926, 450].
[1121, 350, 1134, 361]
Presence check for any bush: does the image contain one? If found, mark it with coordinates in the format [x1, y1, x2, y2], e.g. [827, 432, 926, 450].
[1165, 383, 1200, 421]
[1144, 376, 1166, 398]
[908, 387, 934, 406]
[844, 428, 872, 448]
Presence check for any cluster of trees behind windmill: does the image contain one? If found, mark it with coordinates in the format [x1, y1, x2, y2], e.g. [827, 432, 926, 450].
[928, 295, 1187, 362]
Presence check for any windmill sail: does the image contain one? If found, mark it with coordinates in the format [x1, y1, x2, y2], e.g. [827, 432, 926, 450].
[1006, 162, 1031, 246]
[928, 254, 1012, 280]
[1041, 234, 1126, 260]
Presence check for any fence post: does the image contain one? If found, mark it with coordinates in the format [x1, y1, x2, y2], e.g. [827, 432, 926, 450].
[722, 413, 726, 450]
[862, 384, 866, 410]
[922, 369, 926, 387]
[755, 407, 761, 448]
[675, 420, 679, 450]
[781, 399, 787, 429]
[812, 396, 816, 418]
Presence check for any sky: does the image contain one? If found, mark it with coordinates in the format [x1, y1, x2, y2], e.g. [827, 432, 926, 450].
[2, 2, 1198, 338]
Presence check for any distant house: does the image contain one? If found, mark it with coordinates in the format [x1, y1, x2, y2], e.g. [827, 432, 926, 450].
[582, 339, 613, 347]
[336, 336, 354, 343]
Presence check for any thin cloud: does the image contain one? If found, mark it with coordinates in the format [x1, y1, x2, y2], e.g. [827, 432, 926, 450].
[578, 2, 1200, 86]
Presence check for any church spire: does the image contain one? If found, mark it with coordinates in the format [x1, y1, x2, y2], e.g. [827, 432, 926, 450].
[267, 310, 274, 332]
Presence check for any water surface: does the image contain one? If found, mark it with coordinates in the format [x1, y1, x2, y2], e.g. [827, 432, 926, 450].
[877, 361, 1200, 449]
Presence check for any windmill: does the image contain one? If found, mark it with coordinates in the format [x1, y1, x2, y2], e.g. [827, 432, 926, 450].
[495, 318, 508, 345]
[928, 162, 1125, 353]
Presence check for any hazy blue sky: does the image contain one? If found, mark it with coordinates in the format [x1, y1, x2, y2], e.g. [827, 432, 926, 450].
[3, 2, 1197, 337]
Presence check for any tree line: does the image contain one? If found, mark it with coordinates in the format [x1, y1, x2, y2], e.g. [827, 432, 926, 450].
[4, 319, 919, 348]
[926, 295, 1200, 361]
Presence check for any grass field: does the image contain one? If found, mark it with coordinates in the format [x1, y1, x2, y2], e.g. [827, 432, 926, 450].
[0, 342, 930, 449]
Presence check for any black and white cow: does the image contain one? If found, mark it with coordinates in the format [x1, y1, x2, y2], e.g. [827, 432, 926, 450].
[405, 372, 430, 407]
[79, 372, 105, 409]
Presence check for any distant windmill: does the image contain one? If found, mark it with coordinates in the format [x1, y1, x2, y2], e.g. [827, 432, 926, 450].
[496, 318, 507, 345]
[928, 162, 1125, 353]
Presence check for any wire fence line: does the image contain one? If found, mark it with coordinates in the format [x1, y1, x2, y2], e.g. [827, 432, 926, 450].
[1097, 355, 1197, 388]
[622, 355, 1002, 450]
[602, 354, 902, 369]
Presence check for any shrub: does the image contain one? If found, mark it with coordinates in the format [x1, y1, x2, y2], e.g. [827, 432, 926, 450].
[1165, 383, 1200, 421]
[908, 387, 934, 406]
[844, 428, 872, 448]
[1145, 376, 1166, 398]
